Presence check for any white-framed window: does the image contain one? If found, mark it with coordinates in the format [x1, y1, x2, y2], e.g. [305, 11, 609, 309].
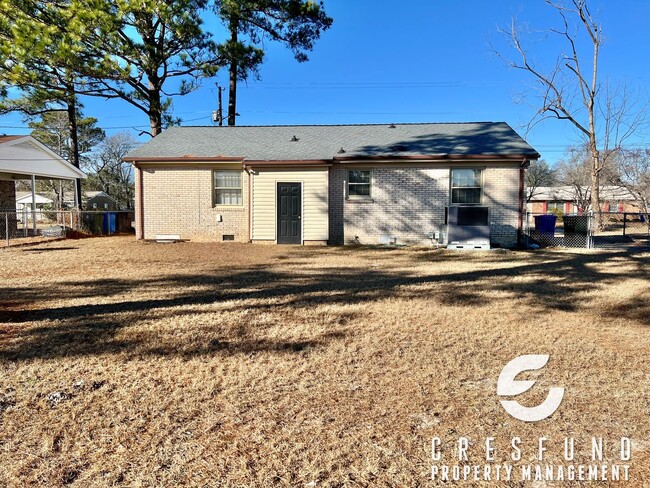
[450, 168, 482, 205]
[547, 201, 565, 214]
[214, 170, 243, 205]
[348, 170, 372, 198]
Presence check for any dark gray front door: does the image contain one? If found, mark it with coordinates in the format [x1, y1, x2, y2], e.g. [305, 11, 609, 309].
[277, 182, 301, 244]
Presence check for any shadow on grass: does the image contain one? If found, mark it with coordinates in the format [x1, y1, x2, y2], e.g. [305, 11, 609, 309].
[21, 247, 80, 253]
[0, 247, 648, 361]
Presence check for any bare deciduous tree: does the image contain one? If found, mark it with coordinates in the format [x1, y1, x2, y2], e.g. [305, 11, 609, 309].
[555, 146, 593, 213]
[610, 148, 650, 227]
[525, 159, 557, 202]
[495, 0, 647, 227]
[85, 133, 137, 210]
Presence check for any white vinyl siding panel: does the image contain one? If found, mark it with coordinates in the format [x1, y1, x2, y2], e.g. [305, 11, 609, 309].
[252, 168, 329, 241]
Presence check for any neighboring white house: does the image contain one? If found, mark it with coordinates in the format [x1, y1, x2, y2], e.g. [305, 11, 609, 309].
[15, 192, 53, 220]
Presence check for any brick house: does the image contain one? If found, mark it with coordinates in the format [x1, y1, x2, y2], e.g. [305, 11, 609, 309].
[124, 122, 540, 248]
[527, 185, 641, 215]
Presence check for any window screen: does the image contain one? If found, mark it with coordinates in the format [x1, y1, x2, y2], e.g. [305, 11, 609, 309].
[348, 170, 371, 197]
[214, 171, 242, 205]
[451, 169, 482, 204]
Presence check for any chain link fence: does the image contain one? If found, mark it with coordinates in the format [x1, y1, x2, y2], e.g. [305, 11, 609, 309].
[0, 210, 135, 248]
[523, 211, 649, 250]
[591, 212, 650, 249]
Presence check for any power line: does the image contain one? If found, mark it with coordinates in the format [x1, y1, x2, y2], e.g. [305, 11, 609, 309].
[0, 115, 212, 131]
[241, 80, 513, 89]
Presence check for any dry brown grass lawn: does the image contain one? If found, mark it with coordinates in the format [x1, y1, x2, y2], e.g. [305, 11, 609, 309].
[0, 237, 648, 487]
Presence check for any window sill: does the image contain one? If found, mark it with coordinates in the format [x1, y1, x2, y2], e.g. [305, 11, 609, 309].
[346, 197, 374, 203]
[213, 205, 245, 210]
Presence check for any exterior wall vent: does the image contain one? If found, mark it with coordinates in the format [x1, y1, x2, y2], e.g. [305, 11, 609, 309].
[222, 234, 235, 241]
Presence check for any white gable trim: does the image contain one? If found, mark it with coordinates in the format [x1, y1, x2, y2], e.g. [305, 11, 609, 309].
[0, 136, 86, 179]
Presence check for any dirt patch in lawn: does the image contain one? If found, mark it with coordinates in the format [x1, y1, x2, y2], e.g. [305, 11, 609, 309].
[0, 237, 648, 486]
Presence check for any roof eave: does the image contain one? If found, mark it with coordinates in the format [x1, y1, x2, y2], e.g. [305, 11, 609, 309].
[124, 156, 245, 163]
[334, 153, 540, 162]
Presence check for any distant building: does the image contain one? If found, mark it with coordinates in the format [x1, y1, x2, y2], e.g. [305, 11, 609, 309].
[15, 192, 53, 220]
[85, 191, 120, 211]
[62, 191, 121, 210]
[527, 185, 640, 214]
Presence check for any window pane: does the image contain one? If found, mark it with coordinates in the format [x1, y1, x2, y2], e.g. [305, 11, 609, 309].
[215, 171, 241, 188]
[451, 169, 481, 188]
[349, 183, 370, 196]
[452, 188, 481, 204]
[216, 189, 242, 205]
[349, 170, 370, 184]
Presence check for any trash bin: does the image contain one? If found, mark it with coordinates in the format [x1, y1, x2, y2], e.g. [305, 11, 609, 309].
[83, 213, 103, 235]
[534, 214, 557, 235]
[103, 212, 117, 235]
[563, 215, 589, 235]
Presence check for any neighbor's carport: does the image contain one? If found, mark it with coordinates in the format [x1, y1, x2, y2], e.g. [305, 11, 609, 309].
[0, 135, 86, 233]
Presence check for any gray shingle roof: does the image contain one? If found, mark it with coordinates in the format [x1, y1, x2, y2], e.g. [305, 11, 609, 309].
[125, 122, 540, 161]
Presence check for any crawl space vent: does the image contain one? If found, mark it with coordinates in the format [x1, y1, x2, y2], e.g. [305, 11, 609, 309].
[222, 234, 235, 241]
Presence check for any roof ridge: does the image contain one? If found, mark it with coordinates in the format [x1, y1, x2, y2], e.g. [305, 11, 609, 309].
[168, 122, 501, 129]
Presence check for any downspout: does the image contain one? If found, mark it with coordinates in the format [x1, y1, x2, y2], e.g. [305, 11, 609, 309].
[135, 163, 144, 240]
[517, 160, 526, 247]
[245, 165, 252, 242]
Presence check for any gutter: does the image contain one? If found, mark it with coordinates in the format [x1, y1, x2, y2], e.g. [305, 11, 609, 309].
[125, 156, 245, 163]
[333, 153, 541, 162]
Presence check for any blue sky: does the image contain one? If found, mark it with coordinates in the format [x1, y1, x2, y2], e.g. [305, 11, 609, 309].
[1, 0, 649, 164]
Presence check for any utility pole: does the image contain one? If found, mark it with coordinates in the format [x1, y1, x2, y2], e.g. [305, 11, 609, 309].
[212, 83, 224, 126]
[217, 84, 223, 126]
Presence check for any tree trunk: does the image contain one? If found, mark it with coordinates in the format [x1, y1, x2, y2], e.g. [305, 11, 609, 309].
[148, 73, 163, 137]
[590, 142, 601, 229]
[227, 16, 239, 126]
[65, 90, 83, 210]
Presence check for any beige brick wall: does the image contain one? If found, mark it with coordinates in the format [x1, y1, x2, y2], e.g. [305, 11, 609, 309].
[137, 165, 249, 242]
[329, 163, 522, 248]
[482, 165, 521, 248]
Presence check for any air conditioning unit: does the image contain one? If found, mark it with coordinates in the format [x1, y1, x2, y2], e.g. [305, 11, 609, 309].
[445, 206, 490, 250]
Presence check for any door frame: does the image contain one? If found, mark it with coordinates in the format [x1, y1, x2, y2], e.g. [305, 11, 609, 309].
[275, 181, 303, 244]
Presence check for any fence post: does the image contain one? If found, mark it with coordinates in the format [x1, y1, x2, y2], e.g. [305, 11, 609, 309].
[5, 213, 8, 248]
[623, 212, 627, 237]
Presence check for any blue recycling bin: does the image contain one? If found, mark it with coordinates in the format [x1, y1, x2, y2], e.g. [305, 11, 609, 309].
[103, 212, 117, 235]
[534, 214, 557, 235]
